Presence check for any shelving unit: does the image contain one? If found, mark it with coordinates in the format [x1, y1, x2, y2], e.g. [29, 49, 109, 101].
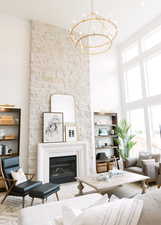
[95, 135, 118, 138]
[96, 146, 118, 150]
[0, 139, 17, 141]
[94, 112, 119, 173]
[0, 107, 21, 190]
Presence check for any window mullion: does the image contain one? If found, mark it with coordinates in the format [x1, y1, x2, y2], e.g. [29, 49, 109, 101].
[119, 22, 161, 155]
[138, 40, 152, 152]
[118, 47, 127, 118]
[144, 105, 152, 153]
[138, 40, 146, 99]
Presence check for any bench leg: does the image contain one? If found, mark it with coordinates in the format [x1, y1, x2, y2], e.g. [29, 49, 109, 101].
[22, 196, 25, 208]
[141, 180, 147, 194]
[76, 180, 84, 196]
[31, 197, 34, 206]
[55, 192, 59, 201]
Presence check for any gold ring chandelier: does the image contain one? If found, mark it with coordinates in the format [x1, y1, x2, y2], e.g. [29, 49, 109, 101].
[69, 0, 118, 55]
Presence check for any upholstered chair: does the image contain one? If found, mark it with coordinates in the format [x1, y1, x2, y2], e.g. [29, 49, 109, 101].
[1, 156, 42, 207]
[124, 153, 161, 183]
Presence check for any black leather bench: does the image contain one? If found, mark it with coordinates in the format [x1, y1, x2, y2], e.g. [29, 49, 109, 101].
[29, 182, 60, 205]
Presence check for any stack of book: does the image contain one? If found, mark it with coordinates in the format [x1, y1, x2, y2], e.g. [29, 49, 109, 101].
[0, 116, 15, 125]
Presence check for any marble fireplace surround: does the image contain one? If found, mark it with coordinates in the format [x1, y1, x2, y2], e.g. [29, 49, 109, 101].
[37, 142, 90, 183]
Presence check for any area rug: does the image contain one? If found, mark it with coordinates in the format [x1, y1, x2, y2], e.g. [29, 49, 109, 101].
[0, 182, 156, 225]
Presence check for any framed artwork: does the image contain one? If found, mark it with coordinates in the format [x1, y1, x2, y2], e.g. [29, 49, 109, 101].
[65, 124, 77, 142]
[43, 112, 64, 143]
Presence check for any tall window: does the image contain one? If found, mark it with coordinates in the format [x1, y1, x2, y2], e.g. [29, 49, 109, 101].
[142, 25, 161, 51]
[124, 65, 142, 102]
[149, 105, 161, 153]
[122, 43, 139, 63]
[119, 20, 161, 157]
[128, 108, 146, 157]
[144, 53, 161, 96]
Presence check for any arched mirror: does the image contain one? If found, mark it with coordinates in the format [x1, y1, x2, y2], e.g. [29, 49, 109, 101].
[51, 95, 75, 123]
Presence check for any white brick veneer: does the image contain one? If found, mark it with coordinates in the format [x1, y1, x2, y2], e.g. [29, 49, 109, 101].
[28, 21, 93, 173]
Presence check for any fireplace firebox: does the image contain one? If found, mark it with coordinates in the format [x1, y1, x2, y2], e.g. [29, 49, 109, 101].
[49, 155, 77, 184]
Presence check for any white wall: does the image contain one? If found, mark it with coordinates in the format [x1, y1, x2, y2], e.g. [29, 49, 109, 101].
[0, 14, 30, 171]
[90, 47, 121, 115]
[90, 47, 121, 163]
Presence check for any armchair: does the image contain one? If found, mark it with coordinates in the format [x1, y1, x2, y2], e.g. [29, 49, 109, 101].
[124, 153, 161, 183]
[157, 163, 161, 188]
[0, 156, 42, 207]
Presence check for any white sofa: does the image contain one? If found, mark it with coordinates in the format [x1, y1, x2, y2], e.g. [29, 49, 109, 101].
[18, 193, 102, 225]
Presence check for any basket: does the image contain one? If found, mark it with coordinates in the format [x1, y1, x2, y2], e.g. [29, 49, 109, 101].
[96, 162, 107, 173]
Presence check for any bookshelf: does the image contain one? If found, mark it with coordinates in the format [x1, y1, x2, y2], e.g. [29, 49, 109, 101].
[0, 107, 21, 190]
[94, 112, 119, 173]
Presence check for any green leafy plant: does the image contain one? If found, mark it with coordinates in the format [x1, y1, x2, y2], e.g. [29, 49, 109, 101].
[115, 120, 136, 160]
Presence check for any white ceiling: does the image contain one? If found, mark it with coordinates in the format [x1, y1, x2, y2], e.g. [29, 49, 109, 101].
[1, 0, 161, 42]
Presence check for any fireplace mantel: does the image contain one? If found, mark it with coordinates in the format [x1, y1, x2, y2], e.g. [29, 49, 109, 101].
[37, 142, 90, 183]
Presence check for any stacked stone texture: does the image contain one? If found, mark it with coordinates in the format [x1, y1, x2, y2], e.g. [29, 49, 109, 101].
[28, 21, 92, 173]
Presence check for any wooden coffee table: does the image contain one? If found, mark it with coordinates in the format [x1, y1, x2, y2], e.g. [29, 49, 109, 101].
[76, 171, 149, 196]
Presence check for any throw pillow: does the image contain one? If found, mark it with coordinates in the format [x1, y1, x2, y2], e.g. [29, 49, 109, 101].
[110, 194, 119, 202]
[54, 217, 63, 225]
[11, 168, 27, 185]
[136, 152, 152, 167]
[142, 159, 156, 178]
[62, 205, 82, 225]
[60, 194, 108, 225]
[72, 198, 143, 225]
[89, 194, 109, 207]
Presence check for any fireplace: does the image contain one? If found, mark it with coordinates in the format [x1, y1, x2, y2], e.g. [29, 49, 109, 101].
[49, 155, 77, 184]
[37, 142, 90, 183]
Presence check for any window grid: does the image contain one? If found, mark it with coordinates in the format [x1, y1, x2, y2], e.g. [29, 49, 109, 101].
[119, 25, 161, 154]
[124, 64, 143, 103]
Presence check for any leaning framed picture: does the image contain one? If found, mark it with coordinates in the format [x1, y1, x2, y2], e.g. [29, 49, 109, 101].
[43, 112, 64, 143]
[65, 124, 77, 142]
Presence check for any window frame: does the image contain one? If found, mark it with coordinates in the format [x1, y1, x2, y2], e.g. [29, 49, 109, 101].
[124, 63, 143, 103]
[141, 25, 161, 52]
[127, 107, 147, 157]
[122, 42, 139, 63]
[118, 16, 161, 155]
[144, 50, 161, 97]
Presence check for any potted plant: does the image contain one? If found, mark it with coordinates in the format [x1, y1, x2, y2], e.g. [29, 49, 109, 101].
[115, 119, 136, 161]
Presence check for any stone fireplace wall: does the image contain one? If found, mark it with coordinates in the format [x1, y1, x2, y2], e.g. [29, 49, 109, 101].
[28, 21, 92, 173]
